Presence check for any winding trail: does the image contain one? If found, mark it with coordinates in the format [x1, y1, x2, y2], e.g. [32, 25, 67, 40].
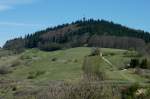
[101, 56, 113, 66]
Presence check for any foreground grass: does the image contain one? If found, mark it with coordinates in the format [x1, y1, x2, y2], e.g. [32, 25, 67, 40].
[0, 47, 150, 98]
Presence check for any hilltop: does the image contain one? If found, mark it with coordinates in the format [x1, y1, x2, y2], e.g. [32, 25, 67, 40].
[3, 19, 150, 53]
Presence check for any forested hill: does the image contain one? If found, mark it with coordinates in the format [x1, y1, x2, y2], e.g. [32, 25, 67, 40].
[3, 19, 150, 53]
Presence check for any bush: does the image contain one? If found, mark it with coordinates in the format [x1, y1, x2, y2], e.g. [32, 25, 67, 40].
[0, 67, 11, 75]
[35, 81, 121, 99]
[38, 42, 62, 51]
[51, 57, 57, 61]
[12, 86, 17, 91]
[27, 70, 45, 79]
[140, 58, 148, 69]
[121, 83, 139, 99]
[130, 59, 140, 68]
[74, 59, 78, 63]
[11, 60, 21, 67]
[129, 58, 149, 69]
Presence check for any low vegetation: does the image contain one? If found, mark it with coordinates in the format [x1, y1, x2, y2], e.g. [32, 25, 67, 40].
[129, 58, 149, 69]
[27, 70, 45, 79]
[0, 47, 150, 99]
[32, 81, 121, 99]
[0, 66, 11, 75]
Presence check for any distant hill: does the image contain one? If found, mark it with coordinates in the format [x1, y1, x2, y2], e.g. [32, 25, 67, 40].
[3, 18, 150, 52]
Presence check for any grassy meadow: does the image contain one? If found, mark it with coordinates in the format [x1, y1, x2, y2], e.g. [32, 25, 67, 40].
[0, 47, 150, 99]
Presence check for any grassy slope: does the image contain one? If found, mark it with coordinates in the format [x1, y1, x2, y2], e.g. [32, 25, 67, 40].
[0, 47, 91, 98]
[0, 47, 149, 84]
[84, 48, 149, 83]
[103, 51, 149, 82]
[0, 48, 91, 85]
[0, 47, 150, 98]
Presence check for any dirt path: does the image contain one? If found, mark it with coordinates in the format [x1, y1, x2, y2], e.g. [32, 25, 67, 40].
[101, 56, 113, 66]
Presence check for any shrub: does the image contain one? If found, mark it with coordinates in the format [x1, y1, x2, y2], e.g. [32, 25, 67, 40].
[11, 60, 21, 67]
[51, 57, 57, 61]
[121, 83, 139, 99]
[130, 59, 140, 68]
[35, 81, 121, 99]
[36, 70, 45, 76]
[27, 72, 35, 79]
[144, 88, 150, 98]
[74, 59, 78, 63]
[0, 67, 11, 75]
[128, 58, 150, 69]
[27, 70, 45, 79]
[12, 86, 17, 91]
[140, 58, 148, 69]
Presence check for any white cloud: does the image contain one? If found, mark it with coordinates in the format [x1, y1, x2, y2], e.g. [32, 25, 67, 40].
[0, 0, 35, 11]
[0, 22, 45, 27]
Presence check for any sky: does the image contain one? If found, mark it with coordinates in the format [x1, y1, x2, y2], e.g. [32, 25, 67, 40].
[0, 0, 150, 47]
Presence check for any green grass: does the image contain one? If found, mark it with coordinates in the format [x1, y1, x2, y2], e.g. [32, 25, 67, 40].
[0, 47, 150, 98]
[82, 48, 149, 83]
[0, 47, 149, 83]
[2, 47, 91, 84]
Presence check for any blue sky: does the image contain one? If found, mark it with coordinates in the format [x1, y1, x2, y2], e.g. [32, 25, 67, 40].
[0, 0, 150, 47]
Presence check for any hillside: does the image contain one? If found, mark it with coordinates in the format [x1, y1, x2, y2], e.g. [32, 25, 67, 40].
[0, 47, 150, 98]
[3, 19, 150, 53]
[1, 19, 150, 99]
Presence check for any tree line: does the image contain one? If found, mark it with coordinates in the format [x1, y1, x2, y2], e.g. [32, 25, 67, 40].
[3, 18, 150, 53]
